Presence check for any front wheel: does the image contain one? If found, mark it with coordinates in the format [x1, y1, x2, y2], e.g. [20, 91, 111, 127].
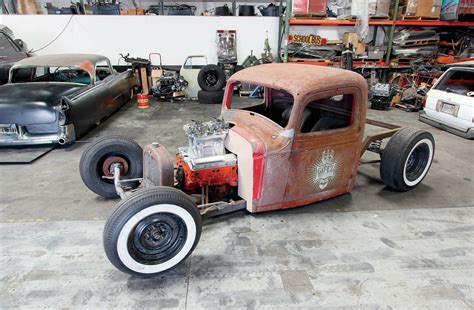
[79, 136, 143, 198]
[103, 187, 202, 277]
[380, 128, 435, 191]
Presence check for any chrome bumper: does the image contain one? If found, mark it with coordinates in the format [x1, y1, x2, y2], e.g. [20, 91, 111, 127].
[0, 124, 76, 146]
[419, 111, 474, 140]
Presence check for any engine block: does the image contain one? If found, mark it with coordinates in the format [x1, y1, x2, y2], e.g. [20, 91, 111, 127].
[183, 118, 230, 158]
[178, 118, 238, 192]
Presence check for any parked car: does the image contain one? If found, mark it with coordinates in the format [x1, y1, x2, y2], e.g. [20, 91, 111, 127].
[419, 62, 474, 139]
[0, 25, 31, 85]
[79, 64, 435, 277]
[0, 54, 135, 146]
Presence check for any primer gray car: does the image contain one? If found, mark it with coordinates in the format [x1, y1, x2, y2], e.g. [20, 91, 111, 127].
[0, 54, 135, 145]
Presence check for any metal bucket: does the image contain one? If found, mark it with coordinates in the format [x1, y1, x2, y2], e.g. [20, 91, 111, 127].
[137, 93, 150, 109]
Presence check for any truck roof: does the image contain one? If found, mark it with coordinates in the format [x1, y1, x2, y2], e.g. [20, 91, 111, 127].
[229, 63, 367, 101]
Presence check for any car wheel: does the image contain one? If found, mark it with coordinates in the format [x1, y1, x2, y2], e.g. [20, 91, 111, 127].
[197, 64, 226, 91]
[80, 136, 143, 198]
[103, 187, 202, 277]
[380, 128, 435, 191]
[198, 90, 225, 104]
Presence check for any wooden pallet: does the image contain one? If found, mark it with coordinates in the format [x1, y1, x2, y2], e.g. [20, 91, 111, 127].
[401, 15, 440, 21]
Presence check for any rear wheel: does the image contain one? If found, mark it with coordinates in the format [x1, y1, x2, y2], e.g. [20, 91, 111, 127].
[380, 128, 435, 191]
[103, 187, 202, 277]
[80, 136, 143, 198]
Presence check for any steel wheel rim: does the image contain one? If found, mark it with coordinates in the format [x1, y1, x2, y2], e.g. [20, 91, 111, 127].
[128, 212, 187, 265]
[405, 143, 430, 182]
[204, 73, 218, 87]
[96, 153, 131, 184]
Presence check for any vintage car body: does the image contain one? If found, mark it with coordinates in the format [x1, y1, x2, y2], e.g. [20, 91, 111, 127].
[80, 64, 435, 277]
[0, 54, 135, 145]
[222, 65, 367, 213]
[0, 27, 30, 85]
[419, 63, 474, 139]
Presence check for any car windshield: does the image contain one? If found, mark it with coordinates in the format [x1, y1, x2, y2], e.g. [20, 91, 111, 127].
[435, 69, 474, 96]
[10, 66, 92, 84]
[0, 33, 21, 57]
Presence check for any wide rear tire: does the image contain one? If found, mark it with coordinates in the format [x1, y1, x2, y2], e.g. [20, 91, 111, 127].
[380, 128, 435, 191]
[80, 136, 143, 198]
[103, 187, 202, 277]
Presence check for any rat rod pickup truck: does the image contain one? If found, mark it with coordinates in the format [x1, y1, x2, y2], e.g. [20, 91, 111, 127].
[80, 64, 435, 277]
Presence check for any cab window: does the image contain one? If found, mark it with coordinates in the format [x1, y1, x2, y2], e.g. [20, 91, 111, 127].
[298, 94, 354, 133]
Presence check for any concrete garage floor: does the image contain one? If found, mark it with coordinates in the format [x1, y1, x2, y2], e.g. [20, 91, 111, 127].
[1, 98, 473, 308]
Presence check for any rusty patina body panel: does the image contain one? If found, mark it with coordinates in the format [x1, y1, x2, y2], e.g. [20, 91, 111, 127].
[222, 64, 368, 213]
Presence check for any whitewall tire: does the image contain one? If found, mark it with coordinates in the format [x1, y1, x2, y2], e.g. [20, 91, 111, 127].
[380, 128, 435, 192]
[103, 187, 202, 277]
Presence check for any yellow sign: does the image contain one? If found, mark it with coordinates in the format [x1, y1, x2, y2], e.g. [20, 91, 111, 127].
[290, 34, 323, 45]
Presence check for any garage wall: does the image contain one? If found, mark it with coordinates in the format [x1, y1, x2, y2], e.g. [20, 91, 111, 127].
[0, 15, 280, 66]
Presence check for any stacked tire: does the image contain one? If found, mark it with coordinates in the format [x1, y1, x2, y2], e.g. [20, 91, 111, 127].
[197, 64, 226, 104]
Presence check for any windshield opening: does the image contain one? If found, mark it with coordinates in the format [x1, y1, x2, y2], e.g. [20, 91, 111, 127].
[11, 66, 92, 85]
[228, 84, 295, 128]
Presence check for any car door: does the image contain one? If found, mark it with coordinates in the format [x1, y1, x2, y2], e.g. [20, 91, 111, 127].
[181, 55, 207, 99]
[99, 60, 131, 113]
[70, 65, 112, 134]
[425, 67, 474, 132]
[284, 89, 364, 205]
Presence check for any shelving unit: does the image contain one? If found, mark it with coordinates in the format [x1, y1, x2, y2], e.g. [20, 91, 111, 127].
[281, 1, 474, 68]
[289, 19, 474, 27]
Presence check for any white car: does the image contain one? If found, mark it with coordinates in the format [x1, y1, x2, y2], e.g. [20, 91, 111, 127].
[419, 63, 474, 139]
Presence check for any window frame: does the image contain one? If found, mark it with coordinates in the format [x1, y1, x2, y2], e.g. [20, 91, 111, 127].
[289, 87, 361, 138]
[433, 68, 474, 96]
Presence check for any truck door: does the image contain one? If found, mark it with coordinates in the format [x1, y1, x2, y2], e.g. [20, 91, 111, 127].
[181, 56, 207, 99]
[284, 90, 364, 205]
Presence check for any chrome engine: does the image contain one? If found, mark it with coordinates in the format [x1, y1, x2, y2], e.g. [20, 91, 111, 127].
[179, 118, 237, 170]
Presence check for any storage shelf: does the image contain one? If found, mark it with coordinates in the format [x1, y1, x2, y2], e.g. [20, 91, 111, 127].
[289, 19, 392, 26]
[394, 20, 474, 26]
[290, 18, 474, 27]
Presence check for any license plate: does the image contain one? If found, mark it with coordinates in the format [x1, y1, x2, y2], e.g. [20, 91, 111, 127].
[441, 102, 455, 115]
[0, 124, 18, 135]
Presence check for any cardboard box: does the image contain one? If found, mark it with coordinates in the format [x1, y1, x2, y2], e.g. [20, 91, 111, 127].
[121, 8, 145, 15]
[343, 32, 366, 55]
[417, 0, 442, 18]
[405, 0, 442, 18]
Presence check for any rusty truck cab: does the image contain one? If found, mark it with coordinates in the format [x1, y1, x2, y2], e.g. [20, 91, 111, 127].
[222, 64, 368, 213]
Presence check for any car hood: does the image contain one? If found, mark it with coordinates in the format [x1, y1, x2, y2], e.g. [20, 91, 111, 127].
[0, 83, 84, 125]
